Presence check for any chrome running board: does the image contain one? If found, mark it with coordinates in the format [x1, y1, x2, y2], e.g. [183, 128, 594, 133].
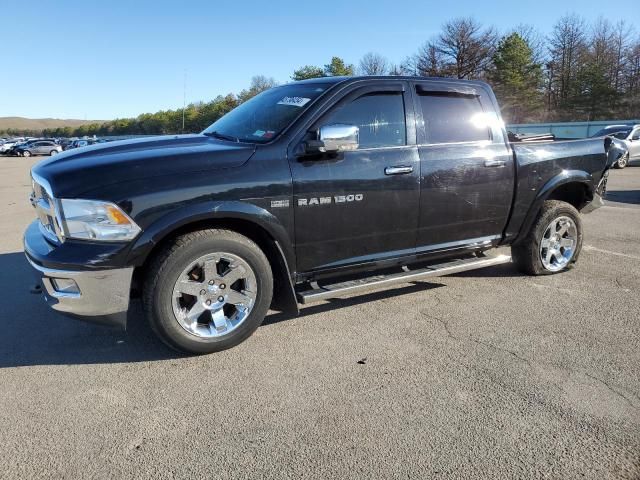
[296, 254, 512, 304]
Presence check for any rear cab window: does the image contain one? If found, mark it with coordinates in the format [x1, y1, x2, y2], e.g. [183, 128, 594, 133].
[413, 82, 504, 145]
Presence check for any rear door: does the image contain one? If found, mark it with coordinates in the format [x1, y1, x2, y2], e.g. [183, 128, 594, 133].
[289, 81, 421, 273]
[412, 81, 514, 252]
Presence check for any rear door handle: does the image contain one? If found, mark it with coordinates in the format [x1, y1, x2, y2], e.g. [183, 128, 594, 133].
[484, 159, 507, 167]
[385, 166, 413, 175]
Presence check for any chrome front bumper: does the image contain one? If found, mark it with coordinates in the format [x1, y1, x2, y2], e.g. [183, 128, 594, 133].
[26, 256, 133, 328]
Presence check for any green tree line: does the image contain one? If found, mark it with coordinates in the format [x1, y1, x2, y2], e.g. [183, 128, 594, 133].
[3, 13, 638, 138]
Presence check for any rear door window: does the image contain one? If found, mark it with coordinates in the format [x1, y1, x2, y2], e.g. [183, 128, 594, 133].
[417, 93, 491, 144]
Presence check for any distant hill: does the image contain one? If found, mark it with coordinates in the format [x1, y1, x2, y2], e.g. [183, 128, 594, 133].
[0, 117, 105, 132]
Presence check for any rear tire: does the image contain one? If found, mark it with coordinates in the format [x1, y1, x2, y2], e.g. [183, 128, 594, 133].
[22, 150, 30, 157]
[512, 200, 583, 275]
[143, 229, 273, 354]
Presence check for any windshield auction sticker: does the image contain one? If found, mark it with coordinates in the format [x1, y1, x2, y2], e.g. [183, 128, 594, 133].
[277, 96, 311, 107]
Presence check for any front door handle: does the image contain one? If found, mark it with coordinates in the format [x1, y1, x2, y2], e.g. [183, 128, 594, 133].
[484, 159, 507, 168]
[385, 166, 413, 175]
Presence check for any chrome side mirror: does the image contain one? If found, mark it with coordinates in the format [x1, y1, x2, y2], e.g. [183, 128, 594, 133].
[306, 124, 359, 154]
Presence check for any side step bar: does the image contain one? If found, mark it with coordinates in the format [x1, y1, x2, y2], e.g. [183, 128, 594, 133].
[296, 254, 512, 304]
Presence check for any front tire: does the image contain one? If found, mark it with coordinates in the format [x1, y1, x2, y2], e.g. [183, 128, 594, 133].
[50, 150, 58, 156]
[512, 200, 583, 275]
[614, 152, 629, 169]
[143, 229, 273, 354]
[22, 151, 30, 157]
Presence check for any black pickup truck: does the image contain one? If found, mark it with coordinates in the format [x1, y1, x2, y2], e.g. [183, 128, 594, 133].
[25, 76, 622, 354]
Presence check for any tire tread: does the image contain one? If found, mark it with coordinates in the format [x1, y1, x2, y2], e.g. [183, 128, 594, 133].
[142, 229, 272, 353]
[512, 200, 583, 276]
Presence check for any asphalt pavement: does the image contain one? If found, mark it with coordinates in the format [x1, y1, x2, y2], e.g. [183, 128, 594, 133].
[0, 155, 638, 479]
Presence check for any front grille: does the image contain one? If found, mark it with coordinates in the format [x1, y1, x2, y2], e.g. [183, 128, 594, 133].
[30, 177, 62, 242]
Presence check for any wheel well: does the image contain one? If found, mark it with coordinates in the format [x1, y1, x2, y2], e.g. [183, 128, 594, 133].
[132, 218, 298, 314]
[546, 182, 592, 211]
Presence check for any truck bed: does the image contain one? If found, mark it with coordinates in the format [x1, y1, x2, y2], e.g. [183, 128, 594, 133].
[504, 137, 613, 242]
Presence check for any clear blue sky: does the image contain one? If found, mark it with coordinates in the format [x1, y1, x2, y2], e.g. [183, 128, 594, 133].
[1, 0, 638, 120]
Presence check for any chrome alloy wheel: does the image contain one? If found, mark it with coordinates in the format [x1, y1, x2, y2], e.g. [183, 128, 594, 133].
[171, 252, 257, 338]
[618, 153, 629, 168]
[539, 216, 577, 272]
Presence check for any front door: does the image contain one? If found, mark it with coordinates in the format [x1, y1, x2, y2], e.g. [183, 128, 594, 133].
[33, 142, 46, 155]
[629, 128, 640, 159]
[289, 82, 420, 273]
[36, 142, 50, 155]
[412, 81, 515, 252]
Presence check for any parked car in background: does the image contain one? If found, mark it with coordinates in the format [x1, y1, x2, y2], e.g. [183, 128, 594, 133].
[0, 137, 27, 153]
[8, 138, 57, 156]
[16, 140, 62, 157]
[1, 140, 18, 153]
[65, 138, 99, 150]
[59, 138, 78, 150]
[6, 141, 28, 155]
[5, 139, 36, 156]
[591, 124, 640, 168]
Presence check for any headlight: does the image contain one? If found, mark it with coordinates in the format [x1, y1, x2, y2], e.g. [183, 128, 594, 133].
[60, 199, 141, 241]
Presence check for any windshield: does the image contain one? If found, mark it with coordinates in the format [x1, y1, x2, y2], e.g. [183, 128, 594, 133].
[591, 127, 631, 138]
[202, 83, 330, 143]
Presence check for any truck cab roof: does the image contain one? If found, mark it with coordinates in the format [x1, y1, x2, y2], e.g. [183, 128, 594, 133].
[292, 75, 491, 89]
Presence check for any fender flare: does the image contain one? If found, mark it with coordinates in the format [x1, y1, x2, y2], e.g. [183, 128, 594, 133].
[127, 200, 299, 313]
[513, 170, 594, 245]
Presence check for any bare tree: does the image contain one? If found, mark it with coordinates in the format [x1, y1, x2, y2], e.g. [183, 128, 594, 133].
[388, 60, 413, 76]
[358, 52, 389, 75]
[609, 20, 634, 92]
[591, 17, 615, 71]
[547, 14, 588, 113]
[412, 42, 449, 77]
[621, 36, 640, 117]
[625, 37, 640, 92]
[515, 24, 547, 65]
[428, 17, 498, 79]
[249, 75, 278, 92]
[237, 75, 278, 103]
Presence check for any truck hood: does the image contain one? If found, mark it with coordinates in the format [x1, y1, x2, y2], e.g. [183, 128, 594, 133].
[32, 134, 256, 197]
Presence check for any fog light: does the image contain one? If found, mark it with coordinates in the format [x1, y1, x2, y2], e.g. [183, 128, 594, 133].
[51, 278, 80, 295]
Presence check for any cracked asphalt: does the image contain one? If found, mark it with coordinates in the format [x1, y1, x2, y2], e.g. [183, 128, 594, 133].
[0, 156, 638, 479]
